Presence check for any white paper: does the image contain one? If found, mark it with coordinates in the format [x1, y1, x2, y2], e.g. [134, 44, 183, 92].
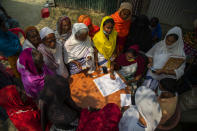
[93, 72, 126, 96]
[121, 94, 132, 107]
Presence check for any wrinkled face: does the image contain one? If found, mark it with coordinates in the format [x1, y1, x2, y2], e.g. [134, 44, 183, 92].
[165, 36, 177, 46]
[43, 33, 56, 49]
[103, 22, 114, 35]
[27, 29, 41, 48]
[119, 9, 131, 20]
[61, 19, 71, 34]
[125, 52, 135, 62]
[75, 31, 88, 41]
[32, 50, 44, 74]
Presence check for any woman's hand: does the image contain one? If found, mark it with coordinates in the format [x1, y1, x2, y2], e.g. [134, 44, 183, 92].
[155, 69, 164, 75]
[147, 63, 153, 69]
[87, 56, 92, 61]
[147, 57, 153, 69]
[110, 73, 116, 80]
[72, 60, 82, 70]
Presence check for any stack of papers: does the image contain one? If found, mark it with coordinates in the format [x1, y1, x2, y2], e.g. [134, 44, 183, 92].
[93, 72, 126, 96]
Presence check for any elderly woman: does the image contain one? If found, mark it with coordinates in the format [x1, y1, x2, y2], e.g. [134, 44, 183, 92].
[55, 16, 72, 45]
[144, 27, 186, 90]
[23, 26, 42, 50]
[64, 23, 95, 75]
[111, 2, 132, 54]
[78, 15, 100, 38]
[38, 27, 69, 78]
[0, 17, 21, 78]
[93, 16, 117, 69]
[17, 48, 53, 99]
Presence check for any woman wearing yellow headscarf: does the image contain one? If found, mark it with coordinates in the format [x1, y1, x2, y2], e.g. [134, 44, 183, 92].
[93, 16, 117, 68]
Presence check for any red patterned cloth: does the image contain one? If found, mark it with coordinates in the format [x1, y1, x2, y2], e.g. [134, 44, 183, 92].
[77, 103, 121, 131]
[0, 85, 44, 131]
[184, 42, 197, 64]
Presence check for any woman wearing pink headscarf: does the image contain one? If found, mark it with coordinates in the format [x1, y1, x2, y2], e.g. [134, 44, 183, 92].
[17, 48, 53, 99]
[110, 45, 145, 88]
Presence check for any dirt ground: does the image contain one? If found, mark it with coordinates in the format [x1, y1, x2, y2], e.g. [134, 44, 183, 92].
[2, 0, 105, 35]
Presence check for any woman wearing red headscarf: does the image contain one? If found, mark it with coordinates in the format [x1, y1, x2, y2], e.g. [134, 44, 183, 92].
[111, 2, 132, 54]
[110, 45, 145, 88]
[78, 15, 100, 38]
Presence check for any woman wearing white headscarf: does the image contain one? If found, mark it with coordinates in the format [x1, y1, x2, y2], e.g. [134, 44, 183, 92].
[119, 86, 162, 131]
[143, 26, 186, 90]
[64, 23, 94, 75]
[38, 27, 69, 79]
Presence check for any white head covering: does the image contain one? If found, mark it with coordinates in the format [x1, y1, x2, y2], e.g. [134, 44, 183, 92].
[72, 23, 88, 35]
[64, 23, 93, 63]
[119, 2, 132, 12]
[119, 86, 162, 131]
[40, 27, 54, 40]
[164, 26, 185, 56]
[135, 86, 162, 131]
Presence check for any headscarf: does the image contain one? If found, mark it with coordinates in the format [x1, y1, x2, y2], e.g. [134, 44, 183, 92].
[119, 86, 162, 131]
[17, 48, 53, 98]
[119, 2, 132, 13]
[93, 16, 117, 67]
[164, 26, 185, 56]
[64, 23, 94, 63]
[146, 26, 185, 57]
[78, 15, 100, 38]
[23, 26, 39, 50]
[111, 2, 132, 37]
[40, 27, 54, 40]
[24, 26, 38, 37]
[115, 45, 145, 76]
[55, 16, 72, 43]
[135, 86, 162, 131]
[146, 26, 186, 80]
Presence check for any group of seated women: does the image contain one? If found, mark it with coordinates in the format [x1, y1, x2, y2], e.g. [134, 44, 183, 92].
[0, 1, 189, 131]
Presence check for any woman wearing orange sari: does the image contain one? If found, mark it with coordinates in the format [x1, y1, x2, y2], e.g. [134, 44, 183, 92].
[111, 2, 132, 54]
[78, 15, 100, 38]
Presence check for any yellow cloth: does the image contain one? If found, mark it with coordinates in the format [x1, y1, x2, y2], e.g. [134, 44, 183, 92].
[93, 16, 117, 67]
[8, 55, 20, 78]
